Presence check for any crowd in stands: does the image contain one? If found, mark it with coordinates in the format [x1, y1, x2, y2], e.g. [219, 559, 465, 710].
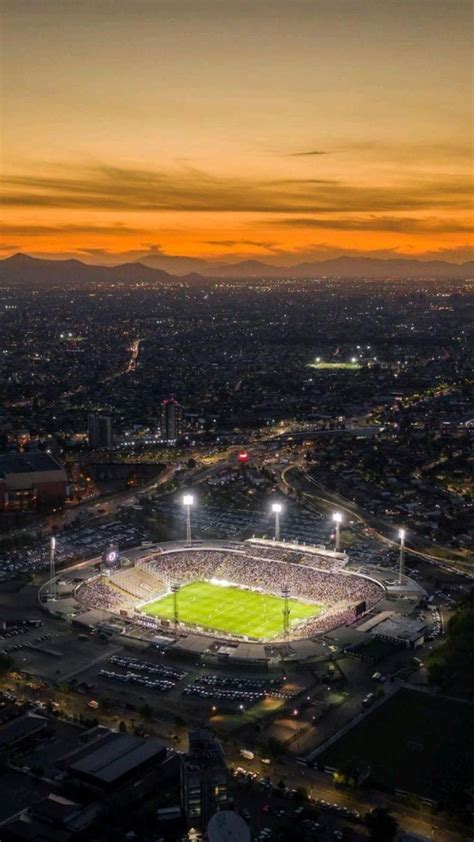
[146, 550, 381, 608]
[76, 547, 383, 637]
[293, 606, 359, 638]
[76, 579, 125, 610]
[245, 544, 346, 571]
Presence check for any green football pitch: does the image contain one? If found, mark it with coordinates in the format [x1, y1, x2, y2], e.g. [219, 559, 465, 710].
[140, 580, 323, 639]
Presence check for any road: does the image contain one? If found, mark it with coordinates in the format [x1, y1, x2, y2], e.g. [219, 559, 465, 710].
[229, 752, 470, 842]
[279, 463, 474, 575]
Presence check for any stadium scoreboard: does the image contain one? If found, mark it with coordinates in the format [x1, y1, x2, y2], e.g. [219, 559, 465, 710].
[102, 543, 121, 571]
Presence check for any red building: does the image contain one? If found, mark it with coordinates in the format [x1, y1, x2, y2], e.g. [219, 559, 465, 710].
[0, 452, 68, 511]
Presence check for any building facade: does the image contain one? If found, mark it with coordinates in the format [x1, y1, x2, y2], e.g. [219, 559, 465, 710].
[88, 413, 113, 450]
[180, 730, 229, 829]
[160, 399, 183, 442]
[0, 452, 68, 511]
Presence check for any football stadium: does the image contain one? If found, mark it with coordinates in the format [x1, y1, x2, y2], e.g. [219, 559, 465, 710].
[73, 539, 385, 645]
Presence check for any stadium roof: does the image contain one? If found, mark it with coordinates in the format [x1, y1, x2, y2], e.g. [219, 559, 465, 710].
[357, 611, 395, 633]
[174, 634, 210, 654]
[231, 643, 267, 660]
[72, 609, 113, 627]
[372, 615, 427, 644]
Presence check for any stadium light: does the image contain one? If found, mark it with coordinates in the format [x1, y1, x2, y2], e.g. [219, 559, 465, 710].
[49, 536, 56, 601]
[182, 494, 194, 544]
[399, 528, 406, 585]
[171, 582, 180, 636]
[271, 502, 283, 541]
[332, 511, 343, 552]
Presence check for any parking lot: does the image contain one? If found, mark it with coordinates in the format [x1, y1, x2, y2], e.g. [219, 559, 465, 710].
[0, 519, 152, 577]
[231, 767, 367, 841]
[99, 654, 188, 693]
[154, 500, 335, 546]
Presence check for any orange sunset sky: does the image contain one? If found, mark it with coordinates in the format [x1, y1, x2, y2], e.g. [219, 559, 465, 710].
[1, 0, 473, 267]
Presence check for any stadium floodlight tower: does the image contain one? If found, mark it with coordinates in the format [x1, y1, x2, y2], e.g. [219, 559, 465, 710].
[49, 536, 57, 600]
[271, 502, 283, 541]
[171, 583, 180, 637]
[182, 493, 194, 545]
[398, 528, 406, 585]
[282, 585, 290, 642]
[332, 511, 343, 552]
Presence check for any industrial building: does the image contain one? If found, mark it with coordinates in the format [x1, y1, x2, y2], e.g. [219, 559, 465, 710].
[180, 730, 229, 829]
[0, 452, 68, 511]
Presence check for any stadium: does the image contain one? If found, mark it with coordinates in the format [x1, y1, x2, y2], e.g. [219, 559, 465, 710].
[72, 538, 386, 646]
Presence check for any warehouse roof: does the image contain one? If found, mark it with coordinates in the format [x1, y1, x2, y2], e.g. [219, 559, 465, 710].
[67, 733, 165, 785]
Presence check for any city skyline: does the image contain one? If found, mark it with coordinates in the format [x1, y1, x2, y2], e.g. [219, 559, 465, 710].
[1, 0, 473, 267]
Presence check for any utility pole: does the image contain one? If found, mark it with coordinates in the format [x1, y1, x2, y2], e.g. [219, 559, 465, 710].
[171, 583, 180, 637]
[49, 536, 56, 600]
[399, 528, 406, 585]
[282, 585, 290, 642]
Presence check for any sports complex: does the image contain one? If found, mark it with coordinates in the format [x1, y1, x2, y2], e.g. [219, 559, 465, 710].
[56, 533, 409, 661]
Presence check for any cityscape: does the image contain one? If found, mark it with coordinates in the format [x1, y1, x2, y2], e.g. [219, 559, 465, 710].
[0, 2, 473, 842]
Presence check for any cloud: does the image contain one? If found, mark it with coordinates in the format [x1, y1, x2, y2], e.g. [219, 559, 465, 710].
[0, 222, 142, 237]
[205, 239, 280, 251]
[267, 216, 474, 234]
[2, 162, 472, 214]
[411, 244, 474, 262]
[0, 242, 20, 252]
[5, 241, 473, 267]
[269, 242, 474, 264]
[287, 149, 329, 157]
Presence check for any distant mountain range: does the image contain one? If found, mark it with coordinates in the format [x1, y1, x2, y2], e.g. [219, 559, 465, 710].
[0, 252, 472, 285]
[0, 253, 176, 286]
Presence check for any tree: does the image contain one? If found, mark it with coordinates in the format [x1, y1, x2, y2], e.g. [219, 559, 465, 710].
[139, 702, 152, 720]
[427, 589, 474, 692]
[293, 786, 308, 804]
[0, 653, 14, 676]
[365, 807, 398, 841]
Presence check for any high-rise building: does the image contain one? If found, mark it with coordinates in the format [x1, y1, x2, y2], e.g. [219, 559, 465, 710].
[160, 399, 183, 442]
[180, 730, 229, 829]
[87, 414, 113, 450]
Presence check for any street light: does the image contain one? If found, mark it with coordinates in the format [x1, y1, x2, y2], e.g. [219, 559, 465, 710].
[182, 494, 194, 544]
[332, 511, 343, 552]
[271, 502, 283, 541]
[49, 536, 56, 600]
[399, 528, 406, 585]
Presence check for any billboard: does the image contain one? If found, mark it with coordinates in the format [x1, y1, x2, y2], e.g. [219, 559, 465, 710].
[102, 543, 120, 570]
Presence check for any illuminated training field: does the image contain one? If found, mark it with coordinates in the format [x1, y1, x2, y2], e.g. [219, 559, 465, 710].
[307, 360, 361, 371]
[140, 580, 323, 639]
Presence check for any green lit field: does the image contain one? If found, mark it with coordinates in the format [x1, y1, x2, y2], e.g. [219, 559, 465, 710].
[308, 360, 361, 371]
[140, 580, 323, 639]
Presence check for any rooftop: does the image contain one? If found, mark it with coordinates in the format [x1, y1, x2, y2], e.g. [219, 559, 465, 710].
[67, 732, 166, 785]
[0, 451, 64, 478]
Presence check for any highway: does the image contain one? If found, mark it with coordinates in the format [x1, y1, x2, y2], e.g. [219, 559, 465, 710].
[279, 463, 474, 575]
